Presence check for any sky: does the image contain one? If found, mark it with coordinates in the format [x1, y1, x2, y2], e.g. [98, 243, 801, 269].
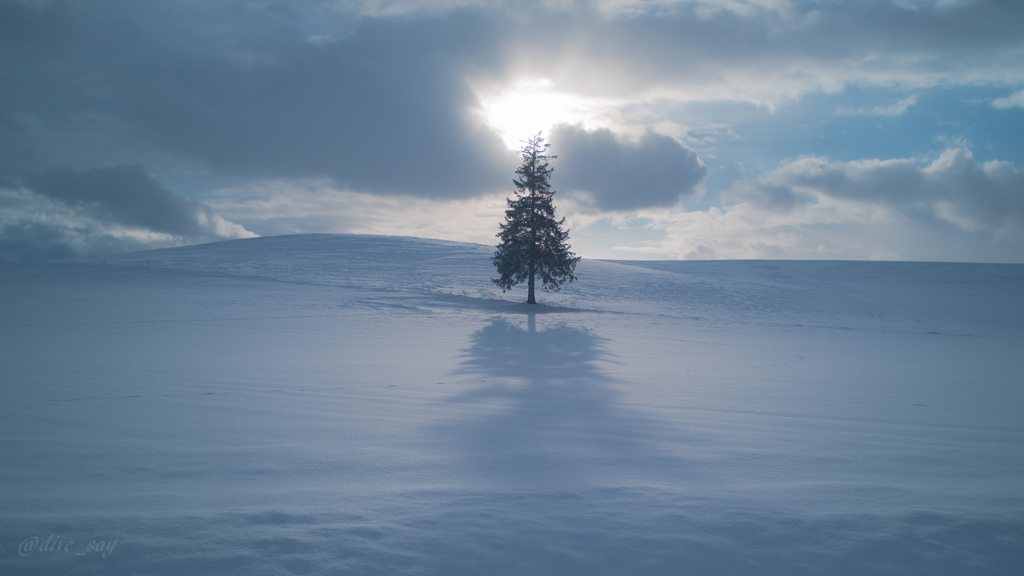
[1, 0, 1022, 262]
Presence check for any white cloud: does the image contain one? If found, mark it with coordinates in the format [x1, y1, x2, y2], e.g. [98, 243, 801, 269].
[205, 179, 507, 246]
[0, 164, 254, 261]
[637, 147, 1024, 261]
[199, 147, 1024, 264]
[838, 95, 920, 116]
[504, 2, 1024, 113]
[0, 185, 252, 261]
[751, 148, 1023, 235]
[623, 194, 904, 260]
[322, 1, 1024, 116]
[336, 0, 794, 18]
[3, 0, 1021, 263]
[586, 186, 1021, 263]
[992, 89, 1024, 110]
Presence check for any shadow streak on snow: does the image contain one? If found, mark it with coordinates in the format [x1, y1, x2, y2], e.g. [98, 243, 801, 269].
[458, 314, 609, 382]
[442, 314, 674, 487]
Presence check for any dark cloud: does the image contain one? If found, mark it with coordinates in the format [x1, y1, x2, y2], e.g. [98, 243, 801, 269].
[513, 1, 1024, 103]
[2, 0, 1020, 195]
[0, 0, 75, 53]
[0, 2, 513, 197]
[30, 165, 222, 236]
[122, 17, 515, 196]
[1, 0, 1022, 263]
[551, 125, 706, 211]
[0, 220, 80, 262]
[0, 165, 252, 261]
[0, 212, 206, 263]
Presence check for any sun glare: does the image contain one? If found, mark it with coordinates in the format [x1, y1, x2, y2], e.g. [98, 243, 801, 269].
[477, 79, 600, 150]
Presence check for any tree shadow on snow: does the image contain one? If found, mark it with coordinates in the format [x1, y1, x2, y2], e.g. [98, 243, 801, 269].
[458, 314, 609, 383]
[440, 314, 676, 488]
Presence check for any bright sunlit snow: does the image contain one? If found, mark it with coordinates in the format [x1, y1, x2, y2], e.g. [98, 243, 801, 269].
[2, 234, 1022, 574]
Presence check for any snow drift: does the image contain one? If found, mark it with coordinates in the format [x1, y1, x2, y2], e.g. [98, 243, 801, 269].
[2, 234, 1022, 575]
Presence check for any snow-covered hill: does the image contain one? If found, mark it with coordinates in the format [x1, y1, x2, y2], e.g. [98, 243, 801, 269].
[2, 234, 1022, 575]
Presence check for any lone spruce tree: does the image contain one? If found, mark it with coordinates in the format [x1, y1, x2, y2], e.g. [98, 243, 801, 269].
[492, 133, 581, 304]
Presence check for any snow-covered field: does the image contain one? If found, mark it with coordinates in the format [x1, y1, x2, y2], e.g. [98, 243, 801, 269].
[2, 233, 1022, 575]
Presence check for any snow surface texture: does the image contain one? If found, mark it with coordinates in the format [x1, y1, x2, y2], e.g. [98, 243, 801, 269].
[2, 233, 1022, 575]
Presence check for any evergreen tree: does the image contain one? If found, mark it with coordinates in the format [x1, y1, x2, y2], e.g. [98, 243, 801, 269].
[492, 133, 581, 304]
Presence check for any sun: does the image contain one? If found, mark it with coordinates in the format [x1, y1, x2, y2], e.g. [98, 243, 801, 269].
[476, 79, 599, 150]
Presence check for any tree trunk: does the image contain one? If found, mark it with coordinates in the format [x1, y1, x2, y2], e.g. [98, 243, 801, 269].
[527, 269, 536, 304]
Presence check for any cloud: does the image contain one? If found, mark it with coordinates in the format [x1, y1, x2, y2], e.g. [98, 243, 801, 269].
[738, 149, 1024, 236]
[336, 0, 792, 19]
[0, 2, 514, 198]
[101, 148, 1022, 265]
[651, 206, 977, 262]
[0, 165, 253, 261]
[564, 146, 1022, 262]
[0, 187, 168, 261]
[4, 1, 1021, 188]
[1, 0, 1021, 263]
[992, 89, 1024, 110]
[496, 1, 1024, 111]
[599, 179, 1023, 263]
[697, 147, 1024, 260]
[204, 179, 506, 245]
[28, 165, 242, 237]
[120, 22, 514, 197]
[838, 95, 920, 116]
[551, 125, 706, 211]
